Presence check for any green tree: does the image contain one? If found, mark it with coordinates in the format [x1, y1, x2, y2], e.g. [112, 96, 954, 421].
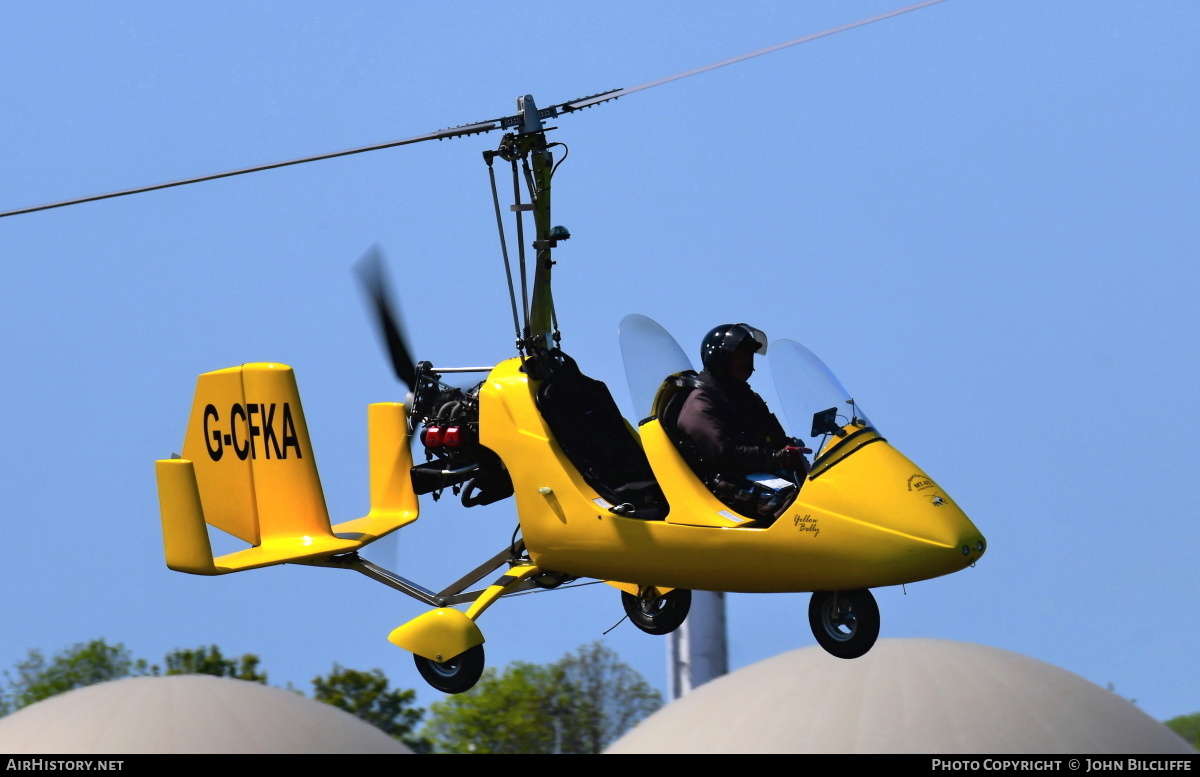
[2, 639, 150, 711]
[312, 664, 431, 753]
[424, 662, 561, 753]
[160, 645, 267, 683]
[424, 642, 662, 754]
[1165, 712, 1200, 750]
[555, 641, 662, 753]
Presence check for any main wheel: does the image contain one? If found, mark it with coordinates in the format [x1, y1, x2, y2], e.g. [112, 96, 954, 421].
[622, 588, 692, 635]
[413, 644, 485, 694]
[808, 589, 880, 659]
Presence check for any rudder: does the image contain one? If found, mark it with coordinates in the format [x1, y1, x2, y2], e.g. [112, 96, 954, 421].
[159, 363, 359, 573]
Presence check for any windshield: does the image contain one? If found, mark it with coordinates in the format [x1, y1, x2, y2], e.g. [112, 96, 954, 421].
[769, 339, 871, 441]
[618, 314, 694, 421]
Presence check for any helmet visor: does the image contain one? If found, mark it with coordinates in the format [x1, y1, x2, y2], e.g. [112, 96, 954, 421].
[742, 325, 768, 355]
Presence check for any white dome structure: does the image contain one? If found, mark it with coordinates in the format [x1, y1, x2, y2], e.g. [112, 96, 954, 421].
[0, 675, 411, 754]
[607, 639, 1195, 754]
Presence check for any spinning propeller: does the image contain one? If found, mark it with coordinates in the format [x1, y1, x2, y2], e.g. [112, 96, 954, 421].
[355, 246, 418, 393]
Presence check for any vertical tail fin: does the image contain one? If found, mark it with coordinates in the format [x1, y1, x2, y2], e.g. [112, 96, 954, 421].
[329, 402, 420, 541]
[155, 364, 418, 574]
[155, 458, 218, 575]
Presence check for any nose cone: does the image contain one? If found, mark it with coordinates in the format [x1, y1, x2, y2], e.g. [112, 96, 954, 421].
[801, 435, 985, 586]
[895, 479, 986, 557]
[916, 496, 987, 576]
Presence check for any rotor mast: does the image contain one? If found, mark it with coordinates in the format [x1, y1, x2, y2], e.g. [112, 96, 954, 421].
[484, 95, 569, 358]
[522, 97, 558, 353]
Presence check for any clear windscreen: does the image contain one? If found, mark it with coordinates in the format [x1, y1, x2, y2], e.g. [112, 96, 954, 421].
[618, 314, 695, 421]
[769, 339, 871, 440]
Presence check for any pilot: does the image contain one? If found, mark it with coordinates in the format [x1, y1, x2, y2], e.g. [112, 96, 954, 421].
[675, 323, 809, 521]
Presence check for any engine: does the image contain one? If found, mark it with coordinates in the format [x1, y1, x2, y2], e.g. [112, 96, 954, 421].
[409, 374, 513, 508]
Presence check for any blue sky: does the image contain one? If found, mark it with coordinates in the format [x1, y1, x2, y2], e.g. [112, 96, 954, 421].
[1, 1, 1197, 723]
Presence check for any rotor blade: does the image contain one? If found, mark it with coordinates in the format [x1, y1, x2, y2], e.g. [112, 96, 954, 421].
[0, 0, 948, 219]
[0, 118, 504, 219]
[355, 246, 418, 391]
[557, 0, 949, 112]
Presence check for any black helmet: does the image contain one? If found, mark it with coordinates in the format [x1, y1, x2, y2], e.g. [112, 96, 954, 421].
[700, 323, 768, 376]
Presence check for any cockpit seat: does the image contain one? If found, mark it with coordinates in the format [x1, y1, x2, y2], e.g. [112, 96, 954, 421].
[535, 350, 668, 520]
[653, 370, 709, 482]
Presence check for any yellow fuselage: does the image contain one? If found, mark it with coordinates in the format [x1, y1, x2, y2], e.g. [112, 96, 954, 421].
[479, 357, 985, 593]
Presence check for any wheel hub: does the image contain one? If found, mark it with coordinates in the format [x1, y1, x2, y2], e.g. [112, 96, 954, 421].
[823, 598, 858, 641]
[637, 594, 665, 614]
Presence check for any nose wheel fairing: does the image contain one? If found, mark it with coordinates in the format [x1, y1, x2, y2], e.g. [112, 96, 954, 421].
[386, 561, 545, 694]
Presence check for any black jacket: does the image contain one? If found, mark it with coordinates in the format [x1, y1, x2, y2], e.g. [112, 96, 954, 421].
[674, 370, 787, 479]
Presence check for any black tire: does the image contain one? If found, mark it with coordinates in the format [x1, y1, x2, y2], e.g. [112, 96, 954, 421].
[413, 644, 485, 694]
[808, 589, 880, 659]
[622, 588, 692, 635]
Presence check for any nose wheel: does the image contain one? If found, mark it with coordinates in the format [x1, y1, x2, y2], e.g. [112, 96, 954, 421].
[413, 644, 485, 694]
[808, 589, 879, 659]
[622, 587, 692, 635]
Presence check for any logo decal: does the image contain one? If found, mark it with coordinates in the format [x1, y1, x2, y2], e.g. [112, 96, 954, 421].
[907, 473, 935, 492]
[203, 403, 302, 462]
[793, 513, 820, 538]
[925, 495, 947, 507]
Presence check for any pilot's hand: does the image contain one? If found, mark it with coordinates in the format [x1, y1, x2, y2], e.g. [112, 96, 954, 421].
[776, 445, 811, 473]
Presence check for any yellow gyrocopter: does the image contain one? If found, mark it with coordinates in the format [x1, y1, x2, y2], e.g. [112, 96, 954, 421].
[0, 2, 983, 695]
[153, 252, 985, 694]
[152, 66, 983, 696]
